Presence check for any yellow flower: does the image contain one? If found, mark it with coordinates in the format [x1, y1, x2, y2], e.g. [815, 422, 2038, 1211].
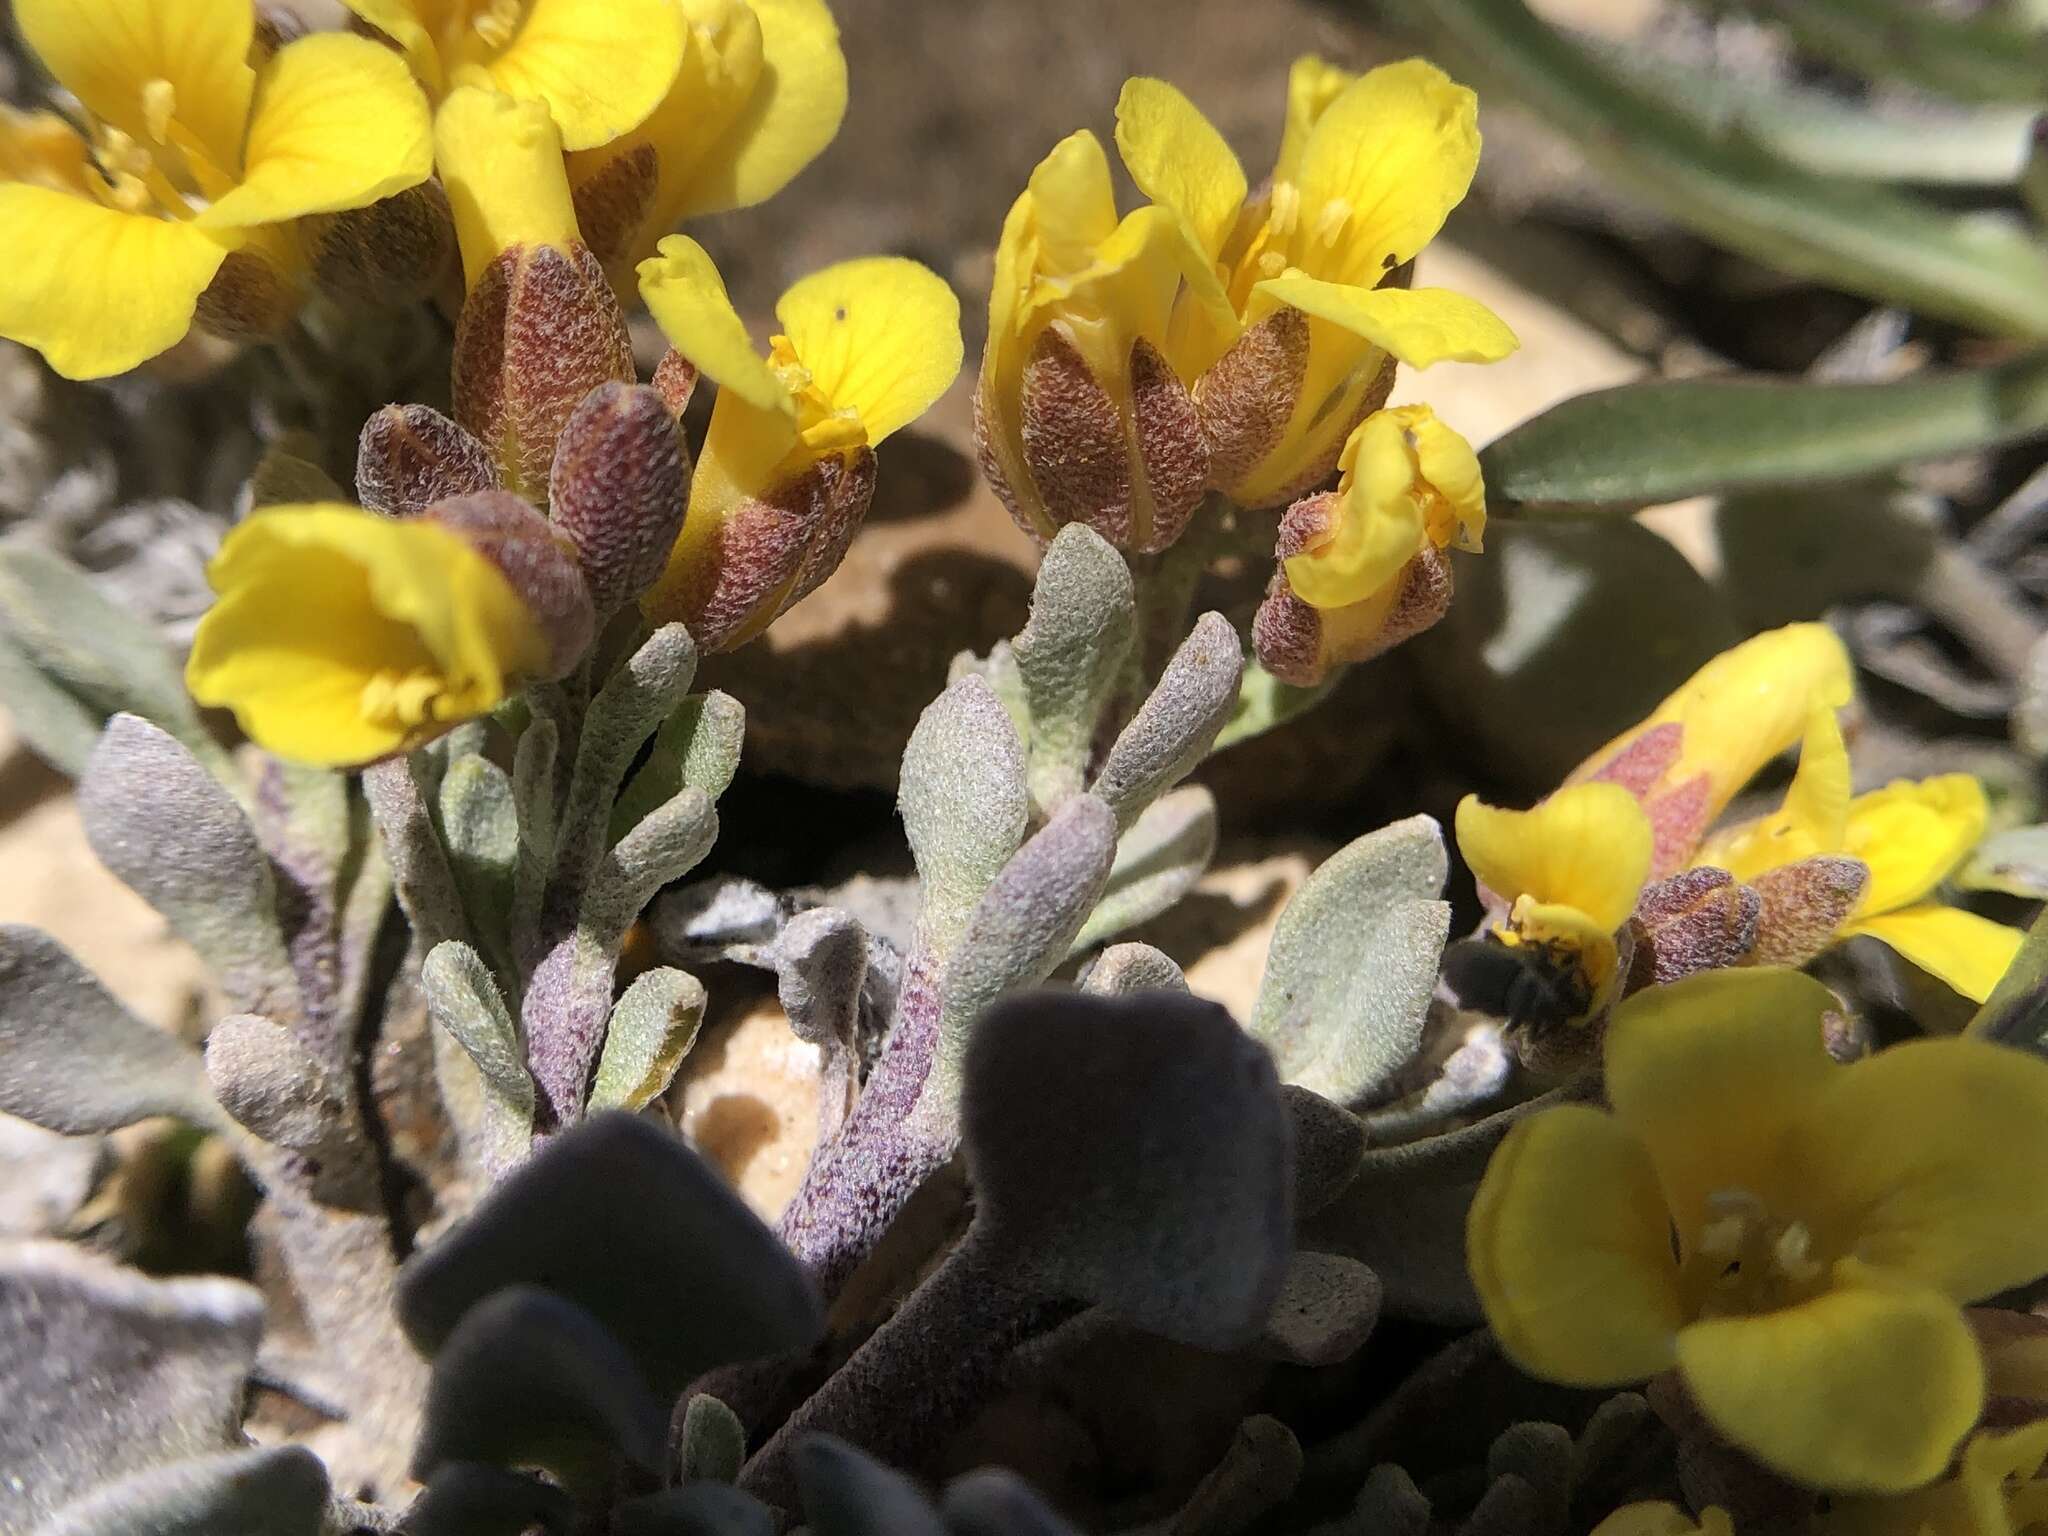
[1694, 708, 2022, 1003]
[1591, 1507, 1736, 1536]
[566, 0, 847, 283]
[187, 502, 557, 767]
[1115, 58, 1519, 507]
[974, 125, 1222, 552]
[1455, 783, 1656, 1017]
[342, 0, 686, 151]
[1574, 623, 1857, 877]
[1819, 1419, 2048, 1535]
[0, 0, 433, 379]
[1469, 967, 2048, 1493]
[637, 235, 962, 647]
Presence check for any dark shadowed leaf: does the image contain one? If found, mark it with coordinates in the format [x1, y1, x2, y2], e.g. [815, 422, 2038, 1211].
[795, 1435, 948, 1536]
[37, 1446, 328, 1536]
[404, 1463, 576, 1536]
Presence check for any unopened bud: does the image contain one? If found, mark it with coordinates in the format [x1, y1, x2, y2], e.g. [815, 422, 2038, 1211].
[1625, 867, 1762, 990]
[1254, 532, 1453, 687]
[452, 242, 635, 501]
[663, 448, 878, 653]
[195, 249, 302, 344]
[1746, 855, 1868, 969]
[422, 491, 595, 678]
[548, 382, 690, 613]
[310, 180, 457, 306]
[357, 403, 499, 518]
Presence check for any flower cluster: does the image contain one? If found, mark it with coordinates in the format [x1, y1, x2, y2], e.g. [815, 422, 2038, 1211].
[1452, 623, 2021, 1052]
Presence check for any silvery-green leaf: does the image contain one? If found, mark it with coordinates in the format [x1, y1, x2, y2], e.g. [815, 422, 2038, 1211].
[1248, 816, 1450, 1106]
[899, 675, 1029, 953]
[0, 927, 222, 1134]
[1212, 660, 1342, 755]
[203, 1014, 349, 1154]
[610, 691, 746, 842]
[1254, 1252, 1381, 1366]
[1397, 0, 2048, 337]
[422, 941, 534, 1175]
[1, 1242, 266, 1531]
[363, 756, 470, 952]
[1080, 942, 1188, 997]
[676, 1393, 747, 1485]
[1959, 825, 2048, 899]
[589, 967, 706, 1113]
[38, 1446, 328, 1536]
[556, 624, 699, 894]
[0, 543, 229, 782]
[79, 715, 300, 1019]
[1071, 785, 1217, 954]
[435, 754, 517, 953]
[949, 637, 1030, 742]
[1011, 526, 1136, 813]
[596, 788, 718, 936]
[1091, 613, 1242, 830]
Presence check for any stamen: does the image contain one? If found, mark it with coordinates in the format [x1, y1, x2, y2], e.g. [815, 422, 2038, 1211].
[470, 0, 526, 50]
[141, 79, 175, 146]
[1266, 181, 1302, 240]
[361, 669, 450, 729]
[1772, 1222, 1823, 1282]
[1312, 197, 1353, 248]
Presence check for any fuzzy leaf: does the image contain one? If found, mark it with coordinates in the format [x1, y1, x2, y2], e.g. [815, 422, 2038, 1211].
[1959, 825, 2048, 899]
[611, 690, 746, 841]
[794, 1436, 948, 1536]
[773, 907, 869, 1048]
[964, 990, 1292, 1349]
[0, 926, 222, 1133]
[558, 625, 700, 886]
[38, 1446, 328, 1536]
[436, 753, 518, 949]
[0, 543, 229, 781]
[1248, 816, 1450, 1105]
[365, 755, 473, 952]
[616, 1485, 777, 1536]
[1285, 1085, 1368, 1218]
[203, 1013, 350, 1153]
[398, 1112, 823, 1397]
[422, 940, 535, 1174]
[588, 967, 706, 1113]
[79, 715, 299, 1018]
[0, 1243, 267, 1532]
[595, 787, 719, 933]
[1080, 942, 1188, 996]
[676, 1393, 747, 1485]
[1971, 901, 2048, 1049]
[899, 676, 1030, 952]
[1255, 1252, 1382, 1366]
[942, 1469, 1084, 1536]
[414, 1286, 666, 1495]
[1072, 784, 1217, 953]
[1091, 612, 1243, 829]
[1012, 526, 1137, 812]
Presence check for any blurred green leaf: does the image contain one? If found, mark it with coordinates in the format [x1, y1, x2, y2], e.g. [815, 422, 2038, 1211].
[1387, 0, 2048, 336]
[1747, 0, 2048, 107]
[1482, 352, 2048, 515]
[1959, 825, 2048, 898]
[1969, 901, 2048, 1047]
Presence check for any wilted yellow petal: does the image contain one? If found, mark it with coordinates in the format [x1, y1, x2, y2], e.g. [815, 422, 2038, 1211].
[186, 504, 547, 767]
[16, 0, 254, 179]
[1287, 58, 1480, 288]
[1675, 1274, 1982, 1492]
[1400, 404, 1486, 552]
[0, 185, 229, 379]
[1455, 783, 1653, 933]
[1692, 706, 1851, 883]
[1273, 55, 1356, 186]
[1785, 1036, 2048, 1299]
[1603, 968, 1840, 1254]
[1467, 1103, 1684, 1386]
[1253, 277, 1518, 368]
[776, 256, 962, 446]
[638, 233, 790, 414]
[1114, 76, 1248, 263]
[1845, 904, 2022, 1005]
[665, 0, 846, 219]
[436, 87, 582, 288]
[457, 0, 687, 152]
[201, 35, 433, 229]
[1845, 774, 1989, 917]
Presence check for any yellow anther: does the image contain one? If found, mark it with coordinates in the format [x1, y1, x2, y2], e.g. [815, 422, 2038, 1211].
[361, 669, 450, 729]
[470, 0, 526, 51]
[141, 79, 176, 145]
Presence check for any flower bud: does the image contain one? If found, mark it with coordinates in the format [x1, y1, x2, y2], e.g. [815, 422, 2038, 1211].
[1624, 866, 1762, 991]
[548, 382, 691, 614]
[194, 246, 304, 344]
[186, 497, 591, 768]
[438, 88, 634, 499]
[356, 403, 499, 518]
[1744, 856, 1868, 969]
[309, 179, 457, 306]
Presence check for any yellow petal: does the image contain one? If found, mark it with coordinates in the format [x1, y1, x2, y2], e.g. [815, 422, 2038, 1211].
[1024, 127, 1123, 273]
[1455, 783, 1653, 933]
[1691, 705, 1851, 884]
[1602, 968, 1840, 1255]
[1285, 410, 1426, 610]
[1114, 76, 1248, 263]
[0, 185, 228, 380]
[637, 233, 789, 414]
[16, 0, 253, 180]
[1287, 58, 1480, 288]
[663, 0, 847, 219]
[458, 0, 688, 152]
[0, 107, 95, 194]
[775, 256, 963, 446]
[1467, 1103, 1684, 1386]
[1844, 774, 1990, 917]
[1784, 1034, 2048, 1300]
[1590, 1507, 1735, 1536]
[1397, 402, 1486, 552]
[1845, 905, 2023, 1005]
[1675, 1274, 1983, 1492]
[1253, 276, 1518, 368]
[435, 87, 582, 288]
[200, 34, 433, 229]
[186, 504, 546, 768]
[1273, 55, 1357, 187]
[340, 1, 444, 93]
